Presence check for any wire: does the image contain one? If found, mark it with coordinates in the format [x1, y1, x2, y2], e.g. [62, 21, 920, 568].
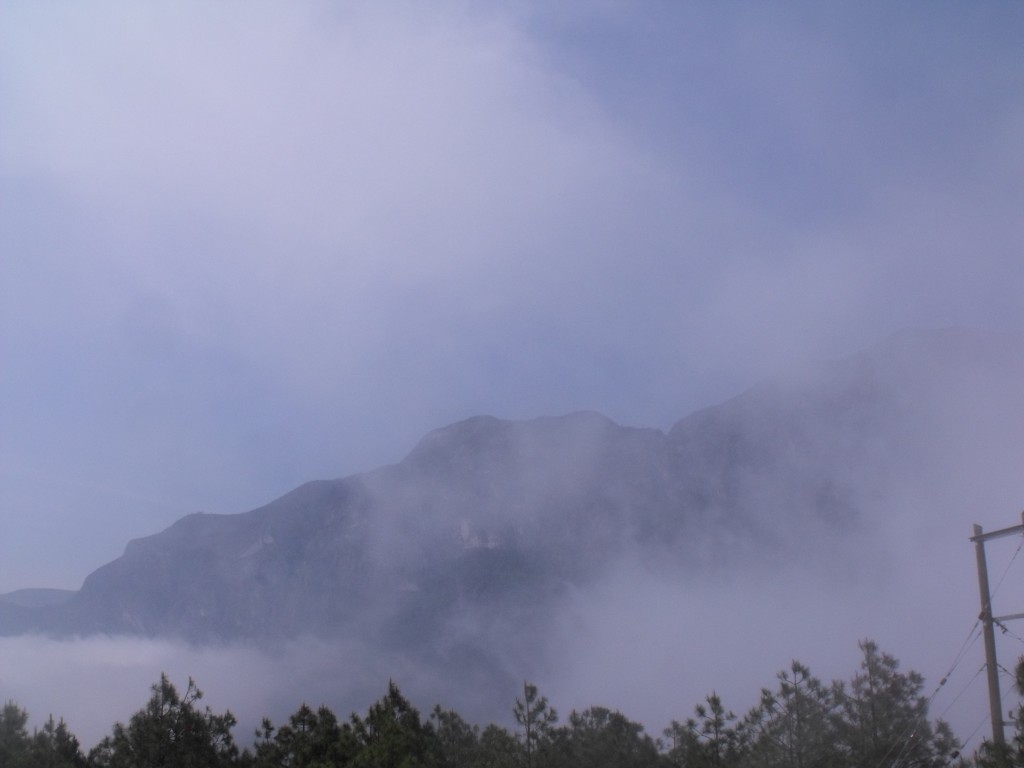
[998, 663, 1020, 682]
[1000, 673, 1019, 707]
[870, 651, 981, 768]
[963, 714, 992, 752]
[995, 618, 1024, 647]
[936, 664, 986, 721]
[957, 667, 1020, 760]
[864, 621, 988, 767]
[958, 650, 1024, 756]
[922, 621, 983, 730]
[950, 621, 984, 676]
[929, 621, 983, 705]
[990, 535, 1024, 603]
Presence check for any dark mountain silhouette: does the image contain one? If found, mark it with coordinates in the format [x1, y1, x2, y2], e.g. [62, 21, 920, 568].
[0, 588, 74, 608]
[3, 327, 1021, 695]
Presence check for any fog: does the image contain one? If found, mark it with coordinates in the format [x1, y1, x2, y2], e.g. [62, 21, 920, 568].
[1, 523, 1020, 755]
[2, 0, 1023, 760]
[3, 1, 1022, 590]
[3, 345, 1023, 755]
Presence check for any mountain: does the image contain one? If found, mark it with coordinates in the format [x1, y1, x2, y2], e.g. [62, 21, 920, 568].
[0, 588, 74, 608]
[3, 327, 1023, 702]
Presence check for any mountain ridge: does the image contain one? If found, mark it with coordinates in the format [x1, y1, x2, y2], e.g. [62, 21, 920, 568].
[3, 328, 1022, 689]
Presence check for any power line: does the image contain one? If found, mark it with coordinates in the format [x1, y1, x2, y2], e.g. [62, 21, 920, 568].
[995, 618, 1024, 647]
[964, 713, 993, 749]
[990, 535, 1024, 603]
[927, 620, 983, 710]
[959, 675, 1019, 759]
[936, 664, 986, 722]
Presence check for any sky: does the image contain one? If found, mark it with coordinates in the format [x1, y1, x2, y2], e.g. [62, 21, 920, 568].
[1, 0, 1024, 753]
[2, 0, 1022, 595]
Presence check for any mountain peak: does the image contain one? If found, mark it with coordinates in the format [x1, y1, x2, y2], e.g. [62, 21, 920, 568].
[4, 328, 1022, 673]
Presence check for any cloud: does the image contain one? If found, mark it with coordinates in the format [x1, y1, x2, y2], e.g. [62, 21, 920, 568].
[0, 635, 316, 750]
[0, 1, 671, 585]
[1, 1, 688, 416]
[0, 632, 488, 752]
[2, 522, 1018, 755]
[4, 7, 1024, 762]
[4, 335, 1024, 755]
[1, 5, 1022, 705]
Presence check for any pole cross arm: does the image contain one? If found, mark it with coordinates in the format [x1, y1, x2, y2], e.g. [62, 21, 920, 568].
[970, 512, 1024, 543]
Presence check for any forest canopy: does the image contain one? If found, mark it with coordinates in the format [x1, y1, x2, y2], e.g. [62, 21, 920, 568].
[3, 641, 1022, 768]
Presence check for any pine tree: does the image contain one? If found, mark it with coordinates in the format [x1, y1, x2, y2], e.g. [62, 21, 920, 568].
[475, 724, 520, 768]
[551, 706, 660, 768]
[88, 673, 239, 768]
[30, 714, 87, 768]
[978, 656, 1024, 768]
[349, 680, 441, 767]
[513, 682, 557, 768]
[0, 701, 31, 768]
[742, 661, 839, 768]
[430, 705, 480, 768]
[253, 702, 356, 767]
[664, 693, 744, 768]
[832, 640, 958, 768]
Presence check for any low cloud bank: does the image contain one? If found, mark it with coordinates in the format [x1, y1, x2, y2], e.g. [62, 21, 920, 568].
[2, 532, 1017, 756]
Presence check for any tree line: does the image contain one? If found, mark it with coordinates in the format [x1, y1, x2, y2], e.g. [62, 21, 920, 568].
[2, 639, 1023, 767]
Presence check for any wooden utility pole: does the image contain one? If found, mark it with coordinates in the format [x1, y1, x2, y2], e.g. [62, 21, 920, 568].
[970, 512, 1024, 747]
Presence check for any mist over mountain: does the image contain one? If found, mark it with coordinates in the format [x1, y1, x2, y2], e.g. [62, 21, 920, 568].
[3, 327, 1023, 735]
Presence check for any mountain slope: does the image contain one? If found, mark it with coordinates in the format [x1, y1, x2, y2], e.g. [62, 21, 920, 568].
[4, 328, 1022, 689]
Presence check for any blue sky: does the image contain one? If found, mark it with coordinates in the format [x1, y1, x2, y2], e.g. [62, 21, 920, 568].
[1, 1, 1023, 592]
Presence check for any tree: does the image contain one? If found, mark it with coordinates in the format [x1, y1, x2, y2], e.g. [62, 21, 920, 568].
[0, 701, 31, 768]
[253, 702, 356, 768]
[0, 700, 85, 768]
[429, 706, 480, 768]
[664, 693, 745, 768]
[1015, 657, 1024, 766]
[29, 714, 87, 768]
[474, 724, 520, 768]
[349, 681, 441, 768]
[742, 661, 839, 768]
[512, 682, 557, 768]
[88, 673, 239, 768]
[547, 706, 660, 768]
[978, 655, 1024, 768]
[832, 640, 958, 768]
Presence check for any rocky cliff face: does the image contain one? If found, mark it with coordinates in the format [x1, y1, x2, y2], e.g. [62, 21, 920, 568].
[5, 329, 1022, 689]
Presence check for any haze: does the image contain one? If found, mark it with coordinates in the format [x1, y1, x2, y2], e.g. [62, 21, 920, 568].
[1, 0, 1023, 757]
